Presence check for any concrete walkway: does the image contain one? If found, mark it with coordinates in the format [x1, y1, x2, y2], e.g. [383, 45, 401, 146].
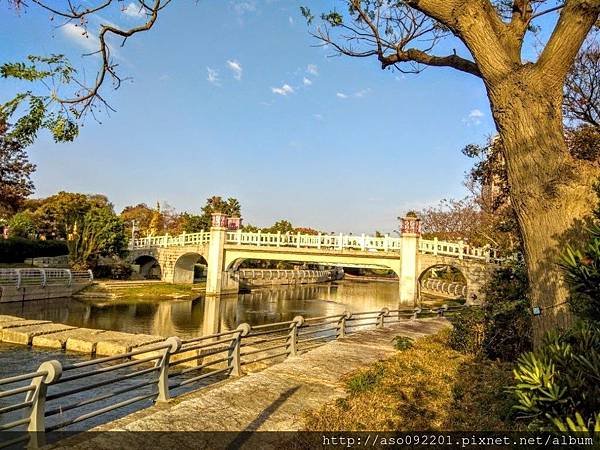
[52, 318, 449, 449]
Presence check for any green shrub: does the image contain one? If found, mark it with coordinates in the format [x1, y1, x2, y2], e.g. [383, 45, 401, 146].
[511, 321, 600, 431]
[93, 263, 133, 280]
[449, 259, 531, 361]
[346, 365, 385, 393]
[561, 224, 600, 324]
[448, 308, 486, 356]
[393, 336, 414, 351]
[0, 237, 68, 263]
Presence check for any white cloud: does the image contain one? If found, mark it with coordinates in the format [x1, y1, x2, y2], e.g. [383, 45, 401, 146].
[61, 23, 100, 52]
[232, 1, 256, 16]
[207, 67, 220, 86]
[271, 84, 294, 96]
[313, 113, 323, 121]
[122, 2, 145, 18]
[288, 16, 294, 25]
[354, 88, 371, 98]
[303, 77, 312, 86]
[226, 59, 243, 80]
[158, 74, 170, 82]
[336, 89, 371, 99]
[469, 109, 484, 118]
[306, 64, 318, 76]
[463, 108, 484, 126]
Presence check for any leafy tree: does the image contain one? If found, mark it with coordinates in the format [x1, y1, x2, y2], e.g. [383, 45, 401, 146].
[23, 191, 110, 240]
[120, 203, 155, 238]
[0, 136, 35, 216]
[7, 211, 36, 239]
[303, 0, 600, 338]
[68, 206, 127, 268]
[179, 213, 206, 233]
[264, 220, 294, 234]
[147, 202, 165, 236]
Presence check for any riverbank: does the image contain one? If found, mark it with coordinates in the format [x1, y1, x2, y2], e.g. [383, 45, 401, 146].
[76, 280, 205, 299]
[303, 328, 517, 431]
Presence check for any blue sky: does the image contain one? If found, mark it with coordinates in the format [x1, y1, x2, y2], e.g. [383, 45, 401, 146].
[0, 1, 501, 234]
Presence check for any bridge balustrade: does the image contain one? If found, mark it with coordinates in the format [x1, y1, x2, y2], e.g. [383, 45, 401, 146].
[131, 230, 502, 263]
[420, 278, 468, 298]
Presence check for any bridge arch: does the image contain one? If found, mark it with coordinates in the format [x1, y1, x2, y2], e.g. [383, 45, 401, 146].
[417, 263, 468, 301]
[173, 252, 208, 284]
[133, 254, 162, 280]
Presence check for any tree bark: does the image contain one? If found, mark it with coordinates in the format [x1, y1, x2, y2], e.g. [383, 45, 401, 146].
[486, 67, 600, 343]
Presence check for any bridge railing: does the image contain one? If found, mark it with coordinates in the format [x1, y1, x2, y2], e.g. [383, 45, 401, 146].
[130, 230, 503, 263]
[418, 238, 501, 263]
[237, 268, 338, 281]
[420, 278, 468, 298]
[132, 231, 211, 248]
[225, 230, 402, 252]
[0, 269, 93, 289]
[0, 304, 465, 445]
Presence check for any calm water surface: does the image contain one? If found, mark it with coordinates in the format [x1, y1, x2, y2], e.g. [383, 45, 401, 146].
[0, 280, 417, 433]
[0, 280, 408, 340]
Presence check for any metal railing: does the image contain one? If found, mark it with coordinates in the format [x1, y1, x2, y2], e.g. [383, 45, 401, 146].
[0, 304, 463, 447]
[0, 269, 93, 289]
[420, 278, 468, 298]
[237, 268, 339, 282]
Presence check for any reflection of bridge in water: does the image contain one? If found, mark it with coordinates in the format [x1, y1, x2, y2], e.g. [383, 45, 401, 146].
[0, 280, 447, 341]
[129, 214, 504, 304]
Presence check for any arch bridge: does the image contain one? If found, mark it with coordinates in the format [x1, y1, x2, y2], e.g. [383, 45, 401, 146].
[128, 214, 504, 304]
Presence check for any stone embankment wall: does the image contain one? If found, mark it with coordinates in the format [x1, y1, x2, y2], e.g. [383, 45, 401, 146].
[237, 268, 343, 289]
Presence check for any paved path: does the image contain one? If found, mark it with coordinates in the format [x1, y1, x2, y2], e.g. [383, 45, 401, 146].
[52, 318, 449, 449]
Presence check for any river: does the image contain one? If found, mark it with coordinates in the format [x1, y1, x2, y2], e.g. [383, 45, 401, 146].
[0, 279, 411, 340]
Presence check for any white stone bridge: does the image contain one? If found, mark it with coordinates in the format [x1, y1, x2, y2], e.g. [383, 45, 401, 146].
[128, 214, 503, 304]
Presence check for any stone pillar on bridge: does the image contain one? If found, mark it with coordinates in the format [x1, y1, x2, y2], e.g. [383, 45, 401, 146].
[399, 213, 421, 304]
[206, 212, 240, 296]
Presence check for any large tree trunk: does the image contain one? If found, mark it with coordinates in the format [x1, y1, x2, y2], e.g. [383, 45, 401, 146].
[487, 68, 600, 344]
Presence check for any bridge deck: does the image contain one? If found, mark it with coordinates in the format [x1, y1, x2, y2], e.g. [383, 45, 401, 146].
[54, 318, 449, 448]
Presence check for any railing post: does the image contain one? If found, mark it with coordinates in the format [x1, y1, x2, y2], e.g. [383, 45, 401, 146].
[337, 311, 351, 338]
[287, 316, 304, 357]
[317, 232, 321, 249]
[296, 232, 301, 249]
[39, 269, 47, 288]
[433, 236, 438, 255]
[437, 304, 449, 317]
[459, 240, 464, 259]
[16, 269, 22, 289]
[155, 337, 182, 403]
[377, 307, 389, 328]
[88, 269, 94, 282]
[338, 233, 343, 250]
[26, 360, 62, 448]
[229, 323, 251, 376]
[361, 233, 366, 251]
[67, 269, 73, 287]
[277, 231, 281, 247]
[384, 234, 389, 252]
[257, 230, 261, 247]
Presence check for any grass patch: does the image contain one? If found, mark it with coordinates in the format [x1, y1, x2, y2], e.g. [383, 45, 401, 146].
[303, 329, 517, 431]
[82, 282, 204, 299]
[392, 336, 414, 351]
